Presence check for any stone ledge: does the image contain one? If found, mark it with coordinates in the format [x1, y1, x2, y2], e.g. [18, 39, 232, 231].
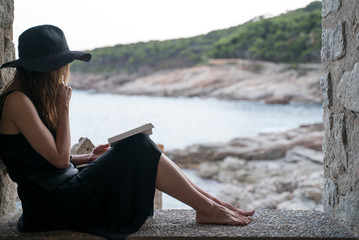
[0, 209, 356, 240]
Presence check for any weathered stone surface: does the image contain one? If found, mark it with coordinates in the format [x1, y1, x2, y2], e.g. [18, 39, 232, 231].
[323, 177, 337, 217]
[131, 209, 355, 240]
[217, 160, 323, 211]
[0, 162, 17, 216]
[0, 0, 16, 219]
[197, 161, 220, 179]
[322, 1, 359, 237]
[335, 191, 359, 234]
[4, 35, 15, 62]
[169, 123, 323, 167]
[286, 146, 323, 164]
[0, 209, 356, 240]
[322, 0, 342, 17]
[349, 118, 359, 190]
[332, 113, 347, 179]
[320, 72, 332, 108]
[194, 130, 325, 211]
[153, 190, 162, 210]
[337, 62, 359, 112]
[0, 0, 14, 28]
[321, 22, 346, 62]
[71, 60, 323, 104]
[355, 8, 359, 50]
[70, 137, 95, 154]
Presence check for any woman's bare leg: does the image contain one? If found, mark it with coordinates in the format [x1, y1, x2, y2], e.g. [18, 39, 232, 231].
[167, 158, 255, 217]
[155, 154, 252, 225]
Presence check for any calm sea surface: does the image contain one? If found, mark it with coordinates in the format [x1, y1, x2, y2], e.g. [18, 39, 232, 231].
[70, 90, 322, 150]
[70, 90, 323, 209]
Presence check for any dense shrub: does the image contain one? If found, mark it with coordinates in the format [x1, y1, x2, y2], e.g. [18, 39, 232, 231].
[71, 1, 321, 74]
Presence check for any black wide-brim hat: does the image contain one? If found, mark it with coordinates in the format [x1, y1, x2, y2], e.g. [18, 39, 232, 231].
[1, 24, 91, 72]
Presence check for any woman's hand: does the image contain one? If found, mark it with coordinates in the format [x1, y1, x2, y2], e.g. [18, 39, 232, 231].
[57, 82, 72, 111]
[89, 143, 110, 162]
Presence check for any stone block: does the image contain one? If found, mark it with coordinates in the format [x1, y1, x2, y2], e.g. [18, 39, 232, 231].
[321, 22, 346, 62]
[320, 72, 332, 108]
[355, 29, 359, 50]
[71, 137, 95, 154]
[337, 62, 359, 112]
[333, 113, 347, 169]
[322, 0, 342, 17]
[354, 10, 359, 50]
[336, 191, 359, 236]
[322, 110, 332, 165]
[0, 159, 17, 217]
[349, 118, 359, 190]
[322, 177, 337, 217]
[1, 209, 355, 239]
[0, 0, 14, 29]
[153, 190, 162, 210]
[4, 35, 15, 61]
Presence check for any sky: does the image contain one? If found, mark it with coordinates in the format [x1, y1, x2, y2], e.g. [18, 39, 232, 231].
[13, 0, 317, 52]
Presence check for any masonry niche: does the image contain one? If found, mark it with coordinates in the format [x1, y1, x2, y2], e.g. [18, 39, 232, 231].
[0, 0, 16, 218]
[321, 0, 359, 237]
[0, 0, 359, 238]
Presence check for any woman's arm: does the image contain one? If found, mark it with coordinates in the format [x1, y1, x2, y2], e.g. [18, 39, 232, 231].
[70, 154, 90, 166]
[4, 85, 72, 169]
[71, 144, 110, 166]
[54, 83, 72, 168]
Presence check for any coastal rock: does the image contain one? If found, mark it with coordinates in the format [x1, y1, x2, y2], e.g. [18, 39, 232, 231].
[216, 185, 243, 207]
[299, 171, 324, 189]
[285, 146, 323, 164]
[219, 157, 246, 171]
[218, 167, 324, 211]
[196, 162, 219, 179]
[277, 198, 322, 211]
[186, 123, 325, 211]
[217, 157, 247, 184]
[169, 123, 323, 167]
[274, 177, 298, 193]
[70, 59, 322, 104]
[293, 187, 323, 203]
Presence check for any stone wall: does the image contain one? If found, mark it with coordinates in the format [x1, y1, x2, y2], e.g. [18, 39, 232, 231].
[321, 0, 359, 237]
[0, 0, 16, 217]
[0, 0, 358, 237]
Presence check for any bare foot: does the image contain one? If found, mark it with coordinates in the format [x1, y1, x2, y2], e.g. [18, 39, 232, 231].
[206, 194, 255, 218]
[220, 201, 255, 217]
[196, 202, 251, 226]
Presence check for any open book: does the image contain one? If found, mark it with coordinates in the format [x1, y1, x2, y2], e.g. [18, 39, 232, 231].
[108, 123, 154, 146]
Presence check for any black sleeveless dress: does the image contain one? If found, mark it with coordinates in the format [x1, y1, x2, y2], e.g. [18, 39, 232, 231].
[0, 91, 162, 240]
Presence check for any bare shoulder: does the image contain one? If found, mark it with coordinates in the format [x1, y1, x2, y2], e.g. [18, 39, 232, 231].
[5, 90, 29, 101]
[4, 91, 33, 109]
[0, 91, 34, 134]
[3, 91, 38, 121]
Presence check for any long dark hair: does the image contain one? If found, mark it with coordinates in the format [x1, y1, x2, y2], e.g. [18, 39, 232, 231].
[15, 65, 69, 136]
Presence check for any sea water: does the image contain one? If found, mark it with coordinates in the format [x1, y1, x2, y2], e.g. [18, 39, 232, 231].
[70, 90, 322, 150]
[69, 90, 323, 208]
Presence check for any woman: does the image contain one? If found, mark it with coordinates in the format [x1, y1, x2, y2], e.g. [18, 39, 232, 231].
[0, 25, 254, 240]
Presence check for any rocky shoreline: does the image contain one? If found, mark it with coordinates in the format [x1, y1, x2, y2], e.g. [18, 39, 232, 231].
[167, 123, 324, 211]
[71, 123, 324, 211]
[70, 60, 325, 210]
[70, 59, 323, 104]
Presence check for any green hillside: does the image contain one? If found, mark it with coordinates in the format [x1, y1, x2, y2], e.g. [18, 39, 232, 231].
[206, 1, 322, 62]
[71, 1, 321, 74]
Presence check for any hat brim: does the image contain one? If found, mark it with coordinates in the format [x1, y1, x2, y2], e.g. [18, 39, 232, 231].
[1, 50, 91, 72]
